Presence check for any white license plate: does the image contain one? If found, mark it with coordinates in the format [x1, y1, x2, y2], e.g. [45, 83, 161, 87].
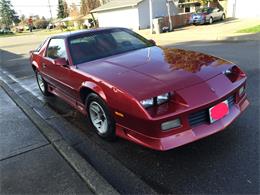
[209, 100, 229, 123]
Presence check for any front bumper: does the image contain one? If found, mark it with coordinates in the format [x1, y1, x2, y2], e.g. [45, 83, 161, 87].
[116, 95, 249, 151]
[189, 18, 206, 24]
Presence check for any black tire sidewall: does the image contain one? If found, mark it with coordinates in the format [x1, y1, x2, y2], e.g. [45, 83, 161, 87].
[86, 93, 116, 140]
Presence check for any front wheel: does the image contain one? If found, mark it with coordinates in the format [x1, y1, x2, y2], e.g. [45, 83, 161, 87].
[86, 93, 116, 141]
[209, 17, 213, 24]
[35, 70, 51, 96]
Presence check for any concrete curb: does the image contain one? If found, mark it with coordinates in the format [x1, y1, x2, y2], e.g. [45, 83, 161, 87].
[0, 70, 158, 194]
[0, 79, 119, 195]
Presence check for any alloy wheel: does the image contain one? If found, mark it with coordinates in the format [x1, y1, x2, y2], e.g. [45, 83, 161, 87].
[209, 17, 213, 24]
[89, 101, 108, 134]
[37, 72, 45, 93]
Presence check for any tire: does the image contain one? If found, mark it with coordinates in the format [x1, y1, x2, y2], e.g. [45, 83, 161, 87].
[86, 93, 116, 141]
[221, 14, 225, 21]
[209, 17, 213, 24]
[35, 70, 51, 96]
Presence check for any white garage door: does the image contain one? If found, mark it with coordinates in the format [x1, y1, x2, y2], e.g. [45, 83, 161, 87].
[97, 8, 140, 30]
[228, 0, 260, 18]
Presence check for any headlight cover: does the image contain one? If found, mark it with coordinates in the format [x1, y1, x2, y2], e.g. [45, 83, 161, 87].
[223, 66, 246, 82]
[140, 92, 171, 108]
[140, 98, 154, 108]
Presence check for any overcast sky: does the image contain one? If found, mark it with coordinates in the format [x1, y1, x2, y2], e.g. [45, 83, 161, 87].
[10, 0, 80, 19]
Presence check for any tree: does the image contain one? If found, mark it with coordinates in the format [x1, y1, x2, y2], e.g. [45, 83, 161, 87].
[63, 1, 69, 18]
[88, 0, 101, 11]
[80, 0, 101, 15]
[69, 3, 80, 18]
[57, 0, 65, 18]
[80, 0, 88, 15]
[34, 17, 49, 29]
[198, 0, 214, 6]
[0, 0, 19, 27]
[57, 0, 69, 18]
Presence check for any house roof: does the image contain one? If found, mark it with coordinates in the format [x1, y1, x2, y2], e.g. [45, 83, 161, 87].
[91, 0, 144, 13]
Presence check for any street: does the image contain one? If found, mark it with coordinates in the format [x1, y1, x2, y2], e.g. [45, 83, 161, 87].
[0, 32, 259, 193]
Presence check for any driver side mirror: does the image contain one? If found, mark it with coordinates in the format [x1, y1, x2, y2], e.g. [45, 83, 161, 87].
[54, 57, 69, 68]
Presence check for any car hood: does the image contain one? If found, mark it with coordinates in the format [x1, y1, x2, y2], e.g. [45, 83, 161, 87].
[77, 46, 234, 100]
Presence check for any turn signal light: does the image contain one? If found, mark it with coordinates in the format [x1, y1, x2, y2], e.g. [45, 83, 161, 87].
[161, 118, 181, 131]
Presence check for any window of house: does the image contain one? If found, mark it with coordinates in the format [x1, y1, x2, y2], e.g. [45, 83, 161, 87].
[185, 7, 190, 13]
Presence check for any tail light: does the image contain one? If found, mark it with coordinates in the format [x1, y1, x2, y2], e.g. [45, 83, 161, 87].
[223, 66, 246, 82]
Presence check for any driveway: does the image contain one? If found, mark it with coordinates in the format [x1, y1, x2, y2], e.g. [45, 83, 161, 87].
[138, 18, 260, 45]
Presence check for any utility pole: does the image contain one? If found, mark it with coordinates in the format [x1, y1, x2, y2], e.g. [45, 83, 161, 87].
[166, 0, 173, 31]
[149, 0, 153, 34]
[48, 0, 53, 20]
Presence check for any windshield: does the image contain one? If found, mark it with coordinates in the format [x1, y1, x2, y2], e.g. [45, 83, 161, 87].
[196, 8, 211, 14]
[68, 28, 154, 64]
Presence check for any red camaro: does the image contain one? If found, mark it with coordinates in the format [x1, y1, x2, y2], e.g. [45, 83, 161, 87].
[30, 28, 249, 151]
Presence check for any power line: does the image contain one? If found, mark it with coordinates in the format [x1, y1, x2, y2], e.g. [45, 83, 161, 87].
[13, 4, 81, 7]
[13, 5, 58, 7]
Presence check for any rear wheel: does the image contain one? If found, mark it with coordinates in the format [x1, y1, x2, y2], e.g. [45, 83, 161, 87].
[86, 93, 116, 140]
[221, 14, 225, 21]
[35, 70, 51, 96]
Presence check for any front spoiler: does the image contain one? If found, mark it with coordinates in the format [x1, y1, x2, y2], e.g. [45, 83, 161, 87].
[116, 96, 249, 151]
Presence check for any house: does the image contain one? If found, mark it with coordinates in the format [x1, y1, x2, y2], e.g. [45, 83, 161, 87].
[177, 0, 201, 13]
[226, 0, 260, 18]
[91, 0, 178, 30]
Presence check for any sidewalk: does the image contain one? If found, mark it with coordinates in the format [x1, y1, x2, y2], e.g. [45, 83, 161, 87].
[0, 86, 95, 194]
[0, 71, 155, 194]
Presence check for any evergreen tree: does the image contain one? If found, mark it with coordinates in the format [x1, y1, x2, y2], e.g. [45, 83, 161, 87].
[0, 0, 18, 27]
[57, 0, 65, 18]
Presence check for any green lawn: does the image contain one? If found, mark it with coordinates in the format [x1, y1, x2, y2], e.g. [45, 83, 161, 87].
[237, 25, 260, 33]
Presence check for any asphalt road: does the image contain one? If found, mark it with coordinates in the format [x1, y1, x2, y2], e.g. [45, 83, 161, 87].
[0, 37, 259, 194]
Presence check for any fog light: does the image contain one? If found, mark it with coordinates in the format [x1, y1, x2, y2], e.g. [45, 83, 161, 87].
[239, 86, 245, 96]
[161, 118, 181, 131]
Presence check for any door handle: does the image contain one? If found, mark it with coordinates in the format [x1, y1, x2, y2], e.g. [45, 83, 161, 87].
[43, 63, 47, 68]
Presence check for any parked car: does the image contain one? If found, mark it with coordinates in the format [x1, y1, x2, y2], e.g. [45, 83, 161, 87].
[46, 23, 56, 30]
[190, 7, 225, 25]
[15, 26, 24, 33]
[30, 28, 249, 151]
[0, 28, 12, 34]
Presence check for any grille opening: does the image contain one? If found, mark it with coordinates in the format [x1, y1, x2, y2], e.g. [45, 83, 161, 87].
[188, 95, 235, 127]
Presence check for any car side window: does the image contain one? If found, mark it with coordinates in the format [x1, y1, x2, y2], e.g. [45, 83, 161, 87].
[207, 8, 213, 14]
[46, 38, 67, 59]
[213, 8, 219, 13]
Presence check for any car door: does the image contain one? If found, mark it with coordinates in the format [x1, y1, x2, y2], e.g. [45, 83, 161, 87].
[212, 8, 220, 20]
[42, 38, 76, 99]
